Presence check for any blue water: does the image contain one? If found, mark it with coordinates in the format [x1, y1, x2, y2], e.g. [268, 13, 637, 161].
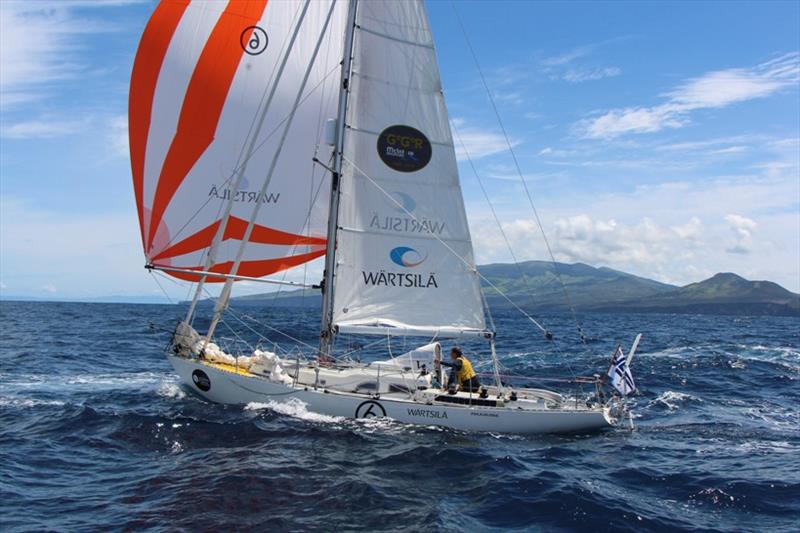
[1, 301, 798, 532]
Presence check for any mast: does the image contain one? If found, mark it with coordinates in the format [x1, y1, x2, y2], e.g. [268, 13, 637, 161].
[319, 0, 358, 359]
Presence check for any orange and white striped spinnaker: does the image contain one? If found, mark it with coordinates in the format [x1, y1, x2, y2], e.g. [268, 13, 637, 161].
[128, 0, 346, 282]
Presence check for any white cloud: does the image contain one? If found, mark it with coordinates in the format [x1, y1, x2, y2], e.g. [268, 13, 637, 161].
[581, 103, 687, 138]
[467, 158, 800, 290]
[40, 283, 57, 294]
[0, 2, 124, 109]
[549, 215, 694, 271]
[1, 119, 88, 139]
[109, 115, 129, 158]
[724, 214, 757, 255]
[671, 217, 704, 241]
[540, 42, 622, 83]
[0, 2, 135, 143]
[542, 45, 595, 67]
[0, 1, 97, 108]
[580, 53, 800, 138]
[563, 66, 622, 83]
[668, 54, 798, 108]
[471, 213, 711, 286]
[451, 118, 518, 161]
[725, 214, 757, 239]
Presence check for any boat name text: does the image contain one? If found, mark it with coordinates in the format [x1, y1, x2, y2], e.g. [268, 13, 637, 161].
[407, 408, 448, 419]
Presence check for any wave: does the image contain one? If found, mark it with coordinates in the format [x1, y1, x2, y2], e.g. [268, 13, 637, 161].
[244, 398, 439, 436]
[737, 440, 797, 454]
[746, 344, 799, 357]
[742, 406, 800, 432]
[156, 381, 186, 400]
[246, 398, 344, 424]
[649, 390, 700, 410]
[0, 396, 67, 408]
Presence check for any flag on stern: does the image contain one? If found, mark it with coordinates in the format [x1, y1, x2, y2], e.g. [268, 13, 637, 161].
[608, 346, 636, 396]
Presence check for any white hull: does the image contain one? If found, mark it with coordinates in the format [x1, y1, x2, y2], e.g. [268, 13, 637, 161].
[168, 355, 615, 434]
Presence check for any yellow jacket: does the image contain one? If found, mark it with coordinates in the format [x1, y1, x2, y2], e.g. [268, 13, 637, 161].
[456, 356, 477, 385]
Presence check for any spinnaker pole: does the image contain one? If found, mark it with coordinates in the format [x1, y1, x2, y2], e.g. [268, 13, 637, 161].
[319, 0, 358, 359]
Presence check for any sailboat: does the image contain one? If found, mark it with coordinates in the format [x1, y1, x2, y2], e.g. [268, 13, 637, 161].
[129, 0, 639, 434]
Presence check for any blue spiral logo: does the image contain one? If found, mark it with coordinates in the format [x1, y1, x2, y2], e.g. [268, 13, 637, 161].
[389, 246, 427, 267]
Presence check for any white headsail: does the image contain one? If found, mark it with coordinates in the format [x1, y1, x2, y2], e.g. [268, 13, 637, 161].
[330, 0, 488, 338]
[129, 0, 346, 282]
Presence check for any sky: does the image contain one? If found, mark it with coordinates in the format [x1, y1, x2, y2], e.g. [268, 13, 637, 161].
[0, 0, 798, 302]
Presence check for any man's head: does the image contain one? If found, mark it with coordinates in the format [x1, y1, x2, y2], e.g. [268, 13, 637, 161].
[450, 346, 462, 360]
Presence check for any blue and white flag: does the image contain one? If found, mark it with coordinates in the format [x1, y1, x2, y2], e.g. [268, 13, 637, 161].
[608, 346, 636, 396]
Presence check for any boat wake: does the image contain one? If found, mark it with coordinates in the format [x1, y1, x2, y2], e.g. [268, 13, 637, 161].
[246, 398, 344, 425]
[157, 381, 186, 400]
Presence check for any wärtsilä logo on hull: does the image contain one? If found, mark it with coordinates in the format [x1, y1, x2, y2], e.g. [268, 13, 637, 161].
[361, 246, 438, 289]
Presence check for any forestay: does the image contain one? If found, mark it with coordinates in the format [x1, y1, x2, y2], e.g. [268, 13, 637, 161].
[129, 0, 346, 282]
[331, 0, 488, 338]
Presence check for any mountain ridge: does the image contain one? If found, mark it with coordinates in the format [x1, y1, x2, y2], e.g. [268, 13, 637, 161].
[226, 261, 799, 317]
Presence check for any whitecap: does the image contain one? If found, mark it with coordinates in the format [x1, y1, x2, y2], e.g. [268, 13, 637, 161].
[246, 398, 344, 424]
[737, 440, 796, 454]
[157, 382, 186, 400]
[0, 396, 66, 408]
[65, 372, 165, 387]
[649, 390, 699, 410]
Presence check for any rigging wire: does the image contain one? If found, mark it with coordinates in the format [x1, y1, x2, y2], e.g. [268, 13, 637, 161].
[190, 0, 316, 328]
[179, 1, 313, 314]
[206, 0, 341, 342]
[343, 155, 550, 337]
[198, 284, 305, 355]
[452, 122, 551, 338]
[342, 155, 580, 381]
[449, 1, 589, 346]
[157, 62, 342, 255]
[148, 271, 175, 305]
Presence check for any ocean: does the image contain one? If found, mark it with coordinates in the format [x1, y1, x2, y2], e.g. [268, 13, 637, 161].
[1, 300, 798, 532]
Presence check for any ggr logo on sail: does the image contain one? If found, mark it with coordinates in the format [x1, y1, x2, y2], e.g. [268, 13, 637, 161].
[377, 125, 432, 172]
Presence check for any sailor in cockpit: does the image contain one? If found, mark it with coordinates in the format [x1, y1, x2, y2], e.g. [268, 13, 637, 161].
[440, 346, 481, 394]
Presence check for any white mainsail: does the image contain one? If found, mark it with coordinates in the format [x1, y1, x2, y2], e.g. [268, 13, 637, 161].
[330, 0, 488, 338]
[129, 0, 346, 282]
